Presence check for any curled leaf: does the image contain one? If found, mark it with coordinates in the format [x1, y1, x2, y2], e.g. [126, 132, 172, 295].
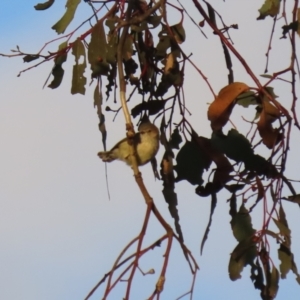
[208, 82, 249, 131]
[257, 97, 281, 149]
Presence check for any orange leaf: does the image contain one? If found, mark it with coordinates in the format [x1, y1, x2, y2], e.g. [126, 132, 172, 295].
[257, 99, 281, 149]
[208, 82, 249, 131]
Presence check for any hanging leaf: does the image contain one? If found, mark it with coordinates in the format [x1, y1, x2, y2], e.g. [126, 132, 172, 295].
[48, 41, 68, 89]
[131, 21, 148, 33]
[155, 36, 171, 59]
[231, 204, 256, 242]
[228, 204, 257, 280]
[88, 21, 109, 77]
[71, 38, 86, 95]
[257, 96, 281, 149]
[208, 82, 249, 131]
[34, 0, 55, 10]
[206, 2, 217, 26]
[174, 141, 211, 185]
[155, 52, 182, 96]
[273, 218, 290, 238]
[122, 34, 133, 61]
[170, 23, 186, 44]
[147, 15, 162, 28]
[106, 33, 118, 65]
[257, 0, 281, 20]
[250, 259, 265, 291]
[268, 266, 279, 298]
[161, 152, 184, 243]
[52, 0, 81, 34]
[195, 136, 232, 196]
[160, 121, 185, 244]
[94, 84, 106, 150]
[229, 237, 257, 281]
[278, 243, 293, 279]
[297, 8, 300, 37]
[200, 193, 217, 254]
[211, 129, 254, 163]
[236, 91, 258, 107]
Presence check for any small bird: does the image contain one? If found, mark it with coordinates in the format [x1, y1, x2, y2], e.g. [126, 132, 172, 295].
[98, 122, 160, 166]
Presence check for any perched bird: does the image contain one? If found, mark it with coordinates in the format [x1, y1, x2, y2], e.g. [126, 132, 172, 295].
[98, 122, 159, 166]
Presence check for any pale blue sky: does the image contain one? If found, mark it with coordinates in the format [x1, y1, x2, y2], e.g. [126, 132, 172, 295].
[1, 1, 300, 299]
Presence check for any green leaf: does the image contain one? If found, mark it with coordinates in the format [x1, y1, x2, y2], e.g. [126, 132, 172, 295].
[131, 21, 147, 32]
[236, 91, 258, 107]
[34, 0, 54, 10]
[229, 238, 257, 281]
[71, 38, 86, 95]
[155, 36, 171, 59]
[105, 16, 118, 31]
[88, 21, 109, 77]
[278, 243, 292, 278]
[269, 266, 279, 298]
[23, 54, 40, 63]
[230, 204, 256, 242]
[206, 2, 216, 26]
[52, 0, 81, 34]
[250, 259, 264, 290]
[257, 0, 281, 20]
[94, 84, 107, 151]
[265, 86, 278, 98]
[170, 23, 186, 44]
[122, 34, 133, 61]
[260, 74, 273, 78]
[48, 41, 68, 89]
[106, 34, 118, 65]
[200, 193, 217, 254]
[147, 15, 162, 28]
[211, 129, 254, 163]
[273, 218, 291, 237]
[174, 141, 211, 185]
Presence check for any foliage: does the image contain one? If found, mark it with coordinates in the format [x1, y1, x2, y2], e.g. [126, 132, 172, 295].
[1, 0, 300, 299]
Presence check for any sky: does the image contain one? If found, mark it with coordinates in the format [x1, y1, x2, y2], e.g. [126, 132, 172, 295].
[1, 1, 300, 300]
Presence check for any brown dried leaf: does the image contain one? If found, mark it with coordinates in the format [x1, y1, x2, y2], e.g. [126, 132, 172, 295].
[208, 82, 249, 131]
[257, 98, 281, 149]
